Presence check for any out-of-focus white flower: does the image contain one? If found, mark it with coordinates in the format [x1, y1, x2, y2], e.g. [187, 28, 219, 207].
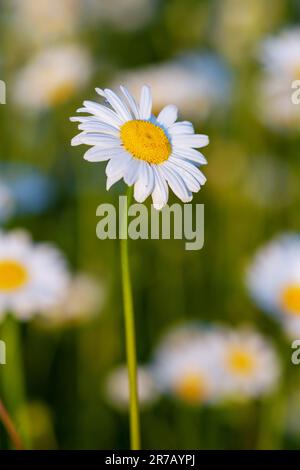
[0, 184, 15, 223]
[247, 234, 300, 318]
[0, 229, 70, 320]
[152, 325, 224, 405]
[219, 328, 280, 398]
[71, 84, 208, 210]
[83, 0, 157, 31]
[14, 44, 92, 111]
[112, 54, 231, 120]
[213, 0, 282, 63]
[258, 28, 300, 131]
[44, 273, 105, 325]
[105, 365, 159, 409]
[9, 0, 79, 45]
[247, 234, 300, 338]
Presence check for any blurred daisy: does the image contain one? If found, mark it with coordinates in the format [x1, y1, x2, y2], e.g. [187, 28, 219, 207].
[258, 28, 300, 131]
[247, 234, 300, 337]
[152, 325, 223, 405]
[0, 163, 55, 221]
[105, 365, 159, 410]
[0, 229, 70, 320]
[84, 0, 157, 31]
[220, 328, 280, 398]
[112, 54, 231, 119]
[71, 85, 208, 209]
[14, 44, 92, 111]
[9, 0, 79, 45]
[44, 273, 105, 326]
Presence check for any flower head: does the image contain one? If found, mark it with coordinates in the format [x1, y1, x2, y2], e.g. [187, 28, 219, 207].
[247, 234, 300, 338]
[105, 365, 159, 410]
[71, 85, 208, 209]
[0, 229, 70, 320]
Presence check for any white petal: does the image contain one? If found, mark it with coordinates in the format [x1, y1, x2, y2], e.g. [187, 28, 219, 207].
[169, 157, 207, 186]
[152, 167, 169, 210]
[106, 174, 123, 190]
[160, 165, 192, 202]
[172, 134, 209, 148]
[120, 85, 140, 119]
[82, 101, 123, 127]
[84, 147, 123, 162]
[157, 104, 178, 128]
[169, 121, 194, 135]
[105, 152, 131, 178]
[104, 88, 132, 121]
[124, 158, 141, 186]
[78, 133, 120, 147]
[134, 162, 155, 202]
[71, 132, 85, 146]
[95, 87, 106, 97]
[79, 121, 120, 137]
[139, 85, 152, 120]
[134, 162, 154, 203]
[173, 148, 207, 165]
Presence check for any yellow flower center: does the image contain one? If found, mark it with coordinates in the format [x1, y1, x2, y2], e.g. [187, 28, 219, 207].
[120, 120, 171, 164]
[49, 81, 75, 105]
[227, 348, 255, 375]
[175, 373, 208, 404]
[281, 284, 300, 315]
[0, 260, 28, 291]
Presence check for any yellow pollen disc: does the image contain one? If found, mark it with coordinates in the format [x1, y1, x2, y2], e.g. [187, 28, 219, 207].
[175, 373, 207, 404]
[120, 120, 171, 164]
[281, 285, 300, 315]
[0, 260, 28, 291]
[49, 81, 75, 105]
[227, 348, 255, 375]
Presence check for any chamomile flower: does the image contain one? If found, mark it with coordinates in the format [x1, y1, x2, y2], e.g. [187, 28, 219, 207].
[258, 28, 300, 130]
[247, 234, 300, 337]
[105, 365, 159, 410]
[0, 229, 70, 320]
[71, 85, 208, 210]
[44, 273, 105, 326]
[152, 325, 223, 405]
[14, 44, 92, 111]
[219, 328, 280, 398]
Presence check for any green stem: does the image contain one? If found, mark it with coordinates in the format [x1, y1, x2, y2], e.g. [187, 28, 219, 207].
[0, 315, 30, 448]
[120, 186, 141, 450]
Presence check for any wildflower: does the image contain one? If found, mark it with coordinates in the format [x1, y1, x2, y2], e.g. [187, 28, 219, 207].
[71, 85, 208, 209]
[14, 44, 92, 111]
[105, 365, 159, 409]
[0, 229, 70, 320]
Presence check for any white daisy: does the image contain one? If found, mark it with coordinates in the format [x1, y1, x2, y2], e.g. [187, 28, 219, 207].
[152, 325, 224, 405]
[219, 328, 280, 398]
[258, 28, 300, 130]
[43, 272, 105, 326]
[14, 44, 92, 111]
[112, 54, 230, 119]
[71, 85, 208, 210]
[247, 234, 300, 337]
[0, 229, 70, 320]
[105, 365, 159, 410]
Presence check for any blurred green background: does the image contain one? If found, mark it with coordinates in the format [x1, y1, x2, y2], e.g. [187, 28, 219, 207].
[0, 0, 300, 450]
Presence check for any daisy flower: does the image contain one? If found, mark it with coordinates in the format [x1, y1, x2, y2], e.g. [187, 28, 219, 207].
[247, 234, 300, 338]
[14, 44, 92, 111]
[0, 229, 70, 320]
[105, 365, 159, 410]
[71, 85, 208, 209]
[152, 325, 223, 405]
[43, 273, 105, 326]
[219, 328, 280, 398]
[112, 54, 231, 119]
[258, 28, 300, 131]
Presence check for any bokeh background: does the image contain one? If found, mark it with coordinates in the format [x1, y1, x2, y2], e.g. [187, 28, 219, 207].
[0, 0, 300, 450]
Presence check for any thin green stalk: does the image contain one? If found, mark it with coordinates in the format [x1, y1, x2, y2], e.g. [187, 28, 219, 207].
[0, 315, 30, 448]
[120, 186, 141, 450]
